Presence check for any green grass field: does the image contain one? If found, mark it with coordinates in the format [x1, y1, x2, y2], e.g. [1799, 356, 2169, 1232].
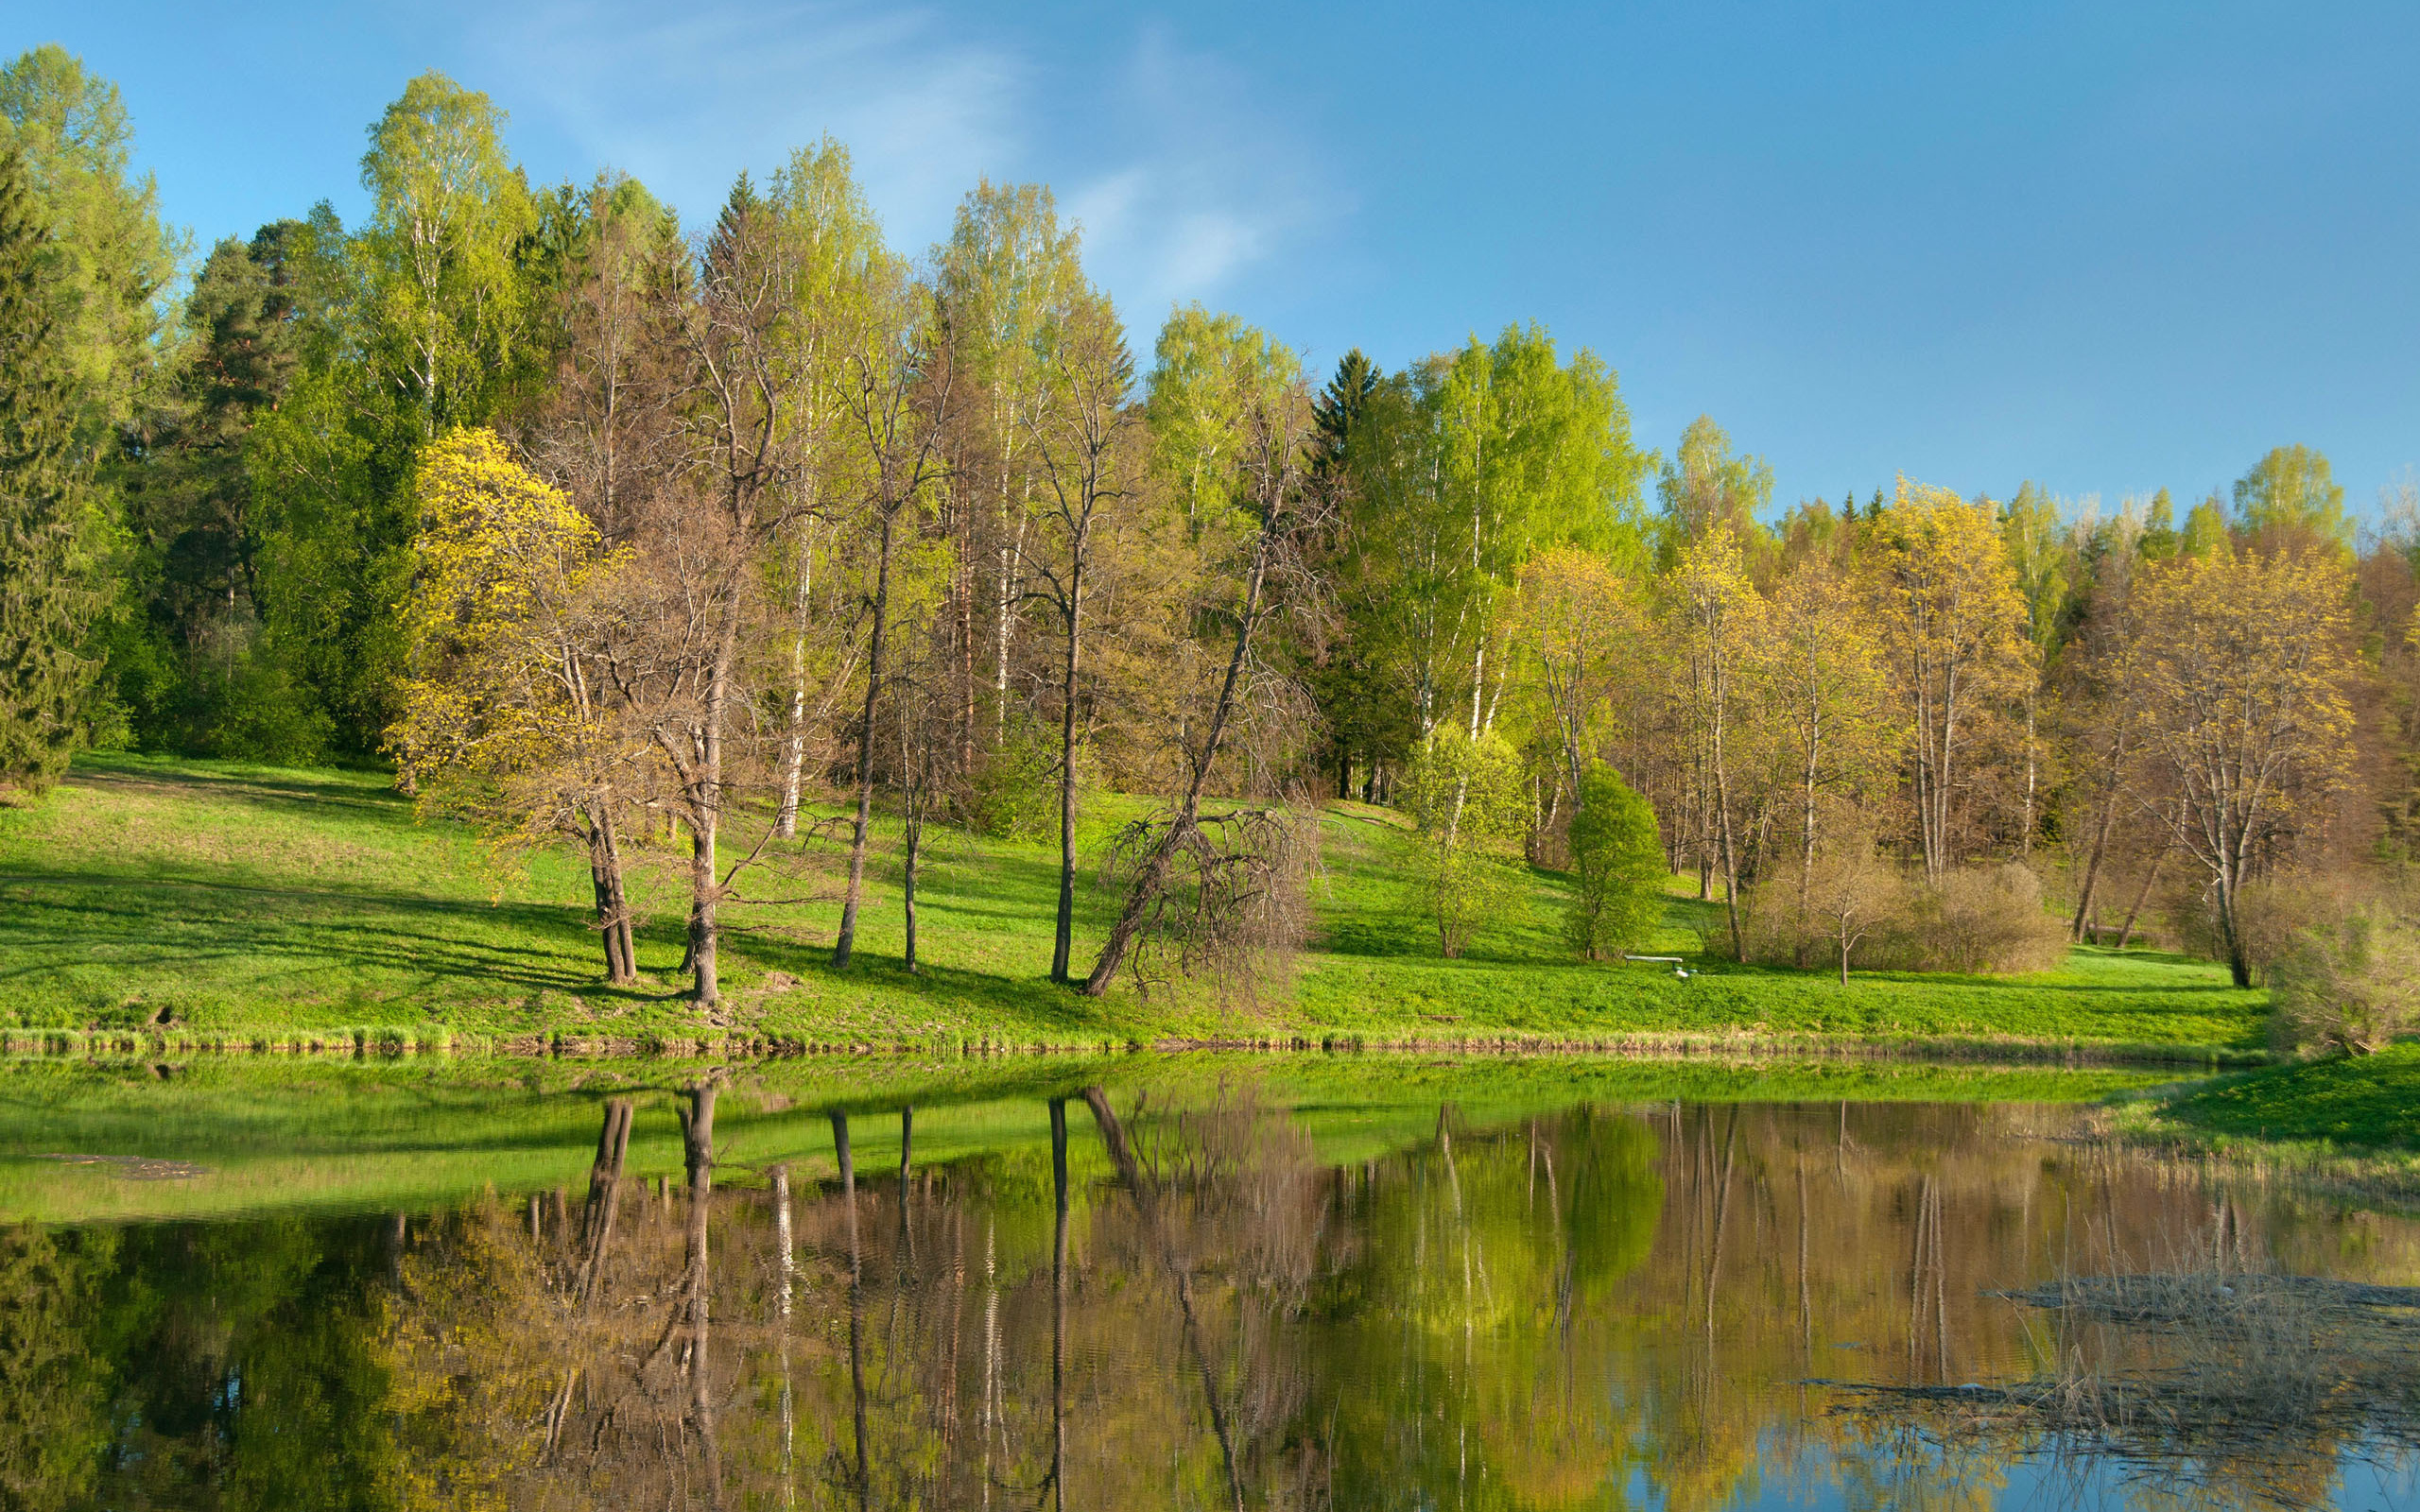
[0, 754, 2271, 1057]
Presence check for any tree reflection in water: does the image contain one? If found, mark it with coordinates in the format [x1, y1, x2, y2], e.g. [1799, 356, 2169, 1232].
[17, 1089, 2420, 1510]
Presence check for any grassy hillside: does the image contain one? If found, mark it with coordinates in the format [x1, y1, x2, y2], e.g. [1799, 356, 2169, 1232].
[0, 754, 2269, 1057]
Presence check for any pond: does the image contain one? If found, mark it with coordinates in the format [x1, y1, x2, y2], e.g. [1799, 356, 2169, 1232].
[0, 1055, 2412, 1510]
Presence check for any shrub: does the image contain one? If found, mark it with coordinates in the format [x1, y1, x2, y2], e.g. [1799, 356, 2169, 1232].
[2270, 894, 2420, 1057]
[1741, 839, 1898, 980]
[965, 713, 1090, 842]
[1564, 763, 1664, 960]
[1910, 864, 2069, 974]
[1401, 730, 1529, 958]
[1744, 857, 2066, 976]
[2230, 873, 2349, 985]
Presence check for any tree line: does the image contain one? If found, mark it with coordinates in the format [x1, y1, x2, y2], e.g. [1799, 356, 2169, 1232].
[3, 49, 2415, 1019]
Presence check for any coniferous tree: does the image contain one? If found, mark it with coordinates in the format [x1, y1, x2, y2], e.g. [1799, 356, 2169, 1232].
[1310, 347, 1376, 479]
[0, 147, 103, 792]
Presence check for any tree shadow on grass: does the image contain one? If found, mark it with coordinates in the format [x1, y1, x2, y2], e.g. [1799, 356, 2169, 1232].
[0, 871, 679, 1009]
[68, 758, 411, 826]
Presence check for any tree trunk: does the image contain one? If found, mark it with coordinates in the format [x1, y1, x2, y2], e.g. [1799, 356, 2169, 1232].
[958, 536, 976, 773]
[1715, 733, 1744, 961]
[1051, 564, 1084, 984]
[2217, 856, 2253, 988]
[775, 521, 817, 839]
[2116, 846, 2167, 951]
[834, 511, 898, 970]
[688, 817, 718, 1004]
[2068, 775, 2122, 942]
[902, 805, 921, 972]
[1797, 743, 1819, 970]
[687, 601, 742, 1005]
[585, 803, 637, 984]
[2019, 694, 2038, 857]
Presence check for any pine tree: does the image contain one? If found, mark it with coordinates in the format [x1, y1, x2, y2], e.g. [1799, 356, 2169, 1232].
[1311, 347, 1377, 479]
[0, 146, 102, 792]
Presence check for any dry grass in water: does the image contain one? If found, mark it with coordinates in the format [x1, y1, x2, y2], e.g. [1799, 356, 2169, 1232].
[1824, 1226, 2420, 1509]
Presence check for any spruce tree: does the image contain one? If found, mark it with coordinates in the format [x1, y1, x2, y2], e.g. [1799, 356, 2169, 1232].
[0, 146, 101, 793]
[1311, 347, 1377, 479]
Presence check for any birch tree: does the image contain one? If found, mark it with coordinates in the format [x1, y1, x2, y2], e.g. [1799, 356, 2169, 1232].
[1664, 524, 1760, 958]
[354, 72, 533, 437]
[1510, 545, 1639, 821]
[1759, 558, 1895, 962]
[764, 142, 885, 839]
[1863, 480, 2031, 880]
[1999, 481, 2068, 855]
[1021, 287, 1136, 983]
[936, 182, 1082, 760]
[832, 258, 955, 970]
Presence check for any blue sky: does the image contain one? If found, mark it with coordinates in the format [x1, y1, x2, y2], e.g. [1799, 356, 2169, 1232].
[19, 0, 2420, 520]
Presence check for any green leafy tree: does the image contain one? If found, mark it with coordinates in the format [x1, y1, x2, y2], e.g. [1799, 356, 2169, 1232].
[0, 147, 107, 793]
[2233, 443, 2350, 551]
[1655, 413, 1772, 559]
[1999, 480, 2070, 853]
[1401, 728, 1530, 957]
[354, 71, 537, 437]
[937, 180, 1085, 753]
[108, 223, 317, 754]
[238, 75, 542, 760]
[1565, 762, 1665, 959]
[0, 45, 181, 440]
[1146, 304, 1295, 533]
[1351, 326, 1649, 746]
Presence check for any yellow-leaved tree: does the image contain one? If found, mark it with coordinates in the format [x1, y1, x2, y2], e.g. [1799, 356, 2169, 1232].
[2122, 545, 2357, 986]
[1862, 480, 2033, 880]
[1758, 558, 1899, 964]
[1662, 524, 1761, 958]
[388, 427, 639, 982]
[1510, 545, 1642, 835]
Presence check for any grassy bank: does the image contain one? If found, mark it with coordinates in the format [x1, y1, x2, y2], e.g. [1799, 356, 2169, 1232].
[0, 754, 2270, 1057]
[2097, 1046, 2420, 1209]
[0, 1051, 2169, 1224]
[2155, 1045, 2420, 1149]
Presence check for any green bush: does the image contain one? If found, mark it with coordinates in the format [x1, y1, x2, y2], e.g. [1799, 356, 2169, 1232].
[1401, 730, 1529, 958]
[965, 713, 1089, 842]
[1564, 763, 1664, 960]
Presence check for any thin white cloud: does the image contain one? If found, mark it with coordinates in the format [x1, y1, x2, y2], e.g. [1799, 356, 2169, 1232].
[470, 0, 1024, 251]
[459, 5, 1335, 339]
[1063, 26, 1329, 327]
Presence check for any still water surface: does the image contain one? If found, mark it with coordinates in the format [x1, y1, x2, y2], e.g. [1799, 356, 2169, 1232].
[2, 1057, 2414, 1510]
